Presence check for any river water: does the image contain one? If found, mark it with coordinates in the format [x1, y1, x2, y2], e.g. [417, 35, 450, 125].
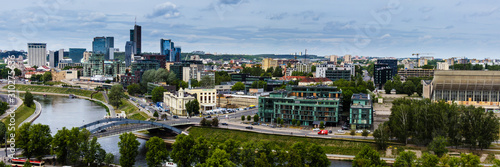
[31, 95, 351, 167]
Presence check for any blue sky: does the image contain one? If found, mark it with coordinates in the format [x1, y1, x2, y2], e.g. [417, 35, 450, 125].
[1, 0, 500, 59]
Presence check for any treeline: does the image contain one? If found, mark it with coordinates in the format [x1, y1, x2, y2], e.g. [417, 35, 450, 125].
[329, 77, 375, 112]
[353, 145, 488, 167]
[171, 134, 330, 167]
[379, 98, 499, 150]
[384, 76, 428, 96]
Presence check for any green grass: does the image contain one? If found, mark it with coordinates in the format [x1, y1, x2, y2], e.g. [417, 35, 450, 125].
[88, 99, 110, 115]
[117, 99, 138, 115]
[8, 84, 105, 102]
[2, 104, 35, 127]
[188, 126, 377, 155]
[129, 113, 147, 120]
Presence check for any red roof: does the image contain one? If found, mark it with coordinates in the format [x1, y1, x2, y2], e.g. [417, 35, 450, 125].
[299, 77, 332, 83]
[279, 76, 307, 80]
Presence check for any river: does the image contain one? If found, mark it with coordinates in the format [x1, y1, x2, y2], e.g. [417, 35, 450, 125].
[31, 95, 351, 167]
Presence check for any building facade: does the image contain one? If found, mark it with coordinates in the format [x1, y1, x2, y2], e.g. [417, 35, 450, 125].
[164, 88, 195, 116]
[316, 64, 352, 81]
[329, 55, 338, 64]
[142, 55, 167, 68]
[130, 25, 141, 54]
[185, 88, 217, 112]
[27, 43, 47, 67]
[377, 59, 398, 77]
[343, 54, 352, 64]
[161, 39, 181, 62]
[69, 48, 86, 63]
[258, 86, 342, 126]
[170, 61, 203, 81]
[130, 60, 161, 76]
[92, 37, 114, 60]
[298, 78, 333, 86]
[437, 62, 449, 70]
[83, 54, 125, 78]
[374, 64, 393, 86]
[125, 41, 136, 67]
[349, 93, 373, 129]
[398, 69, 434, 79]
[262, 58, 278, 70]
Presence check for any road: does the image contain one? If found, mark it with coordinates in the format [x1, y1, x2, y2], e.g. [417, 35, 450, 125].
[0, 93, 23, 120]
[362, 70, 372, 82]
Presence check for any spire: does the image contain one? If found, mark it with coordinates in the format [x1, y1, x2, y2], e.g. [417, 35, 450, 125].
[135, 16, 137, 25]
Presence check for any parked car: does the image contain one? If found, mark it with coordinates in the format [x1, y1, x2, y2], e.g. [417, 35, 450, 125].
[328, 130, 333, 134]
[252, 122, 259, 125]
[245, 126, 253, 129]
[318, 130, 328, 135]
[173, 115, 179, 119]
[312, 128, 321, 132]
[270, 125, 276, 128]
[221, 123, 228, 126]
[206, 115, 212, 118]
[98, 129, 107, 133]
[342, 126, 350, 130]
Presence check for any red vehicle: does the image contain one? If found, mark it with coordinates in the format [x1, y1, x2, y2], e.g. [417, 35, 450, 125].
[318, 130, 328, 135]
[11, 158, 45, 167]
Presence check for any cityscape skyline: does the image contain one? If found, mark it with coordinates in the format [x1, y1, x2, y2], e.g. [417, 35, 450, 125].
[2, 0, 500, 59]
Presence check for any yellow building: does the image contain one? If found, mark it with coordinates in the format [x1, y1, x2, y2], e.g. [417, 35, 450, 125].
[262, 58, 278, 70]
[51, 69, 78, 81]
[164, 88, 195, 116]
[185, 88, 217, 112]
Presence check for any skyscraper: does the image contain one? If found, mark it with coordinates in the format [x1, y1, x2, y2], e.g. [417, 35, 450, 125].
[69, 48, 86, 63]
[92, 37, 114, 60]
[161, 39, 182, 62]
[27, 43, 47, 67]
[130, 25, 141, 55]
[125, 41, 136, 67]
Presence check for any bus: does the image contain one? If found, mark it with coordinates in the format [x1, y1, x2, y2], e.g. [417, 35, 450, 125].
[10, 158, 45, 167]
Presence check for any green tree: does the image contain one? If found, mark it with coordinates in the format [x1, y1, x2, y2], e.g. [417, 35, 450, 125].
[296, 120, 301, 126]
[118, 133, 140, 167]
[23, 159, 32, 167]
[403, 80, 415, 96]
[104, 153, 114, 165]
[287, 142, 308, 166]
[83, 137, 104, 166]
[0, 122, 6, 143]
[292, 119, 296, 126]
[179, 80, 189, 89]
[241, 115, 245, 121]
[350, 130, 356, 137]
[459, 153, 480, 167]
[280, 119, 284, 125]
[306, 143, 331, 167]
[319, 121, 324, 129]
[254, 153, 272, 167]
[231, 82, 245, 91]
[190, 79, 200, 88]
[126, 83, 140, 96]
[493, 159, 500, 167]
[251, 80, 267, 90]
[362, 129, 369, 138]
[26, 124, 52, 160]
[151, 86, 166, 103]
[24, 91, 34, 107]
[420, 152, 439, 167]
[14, 68, 22, 76]
[220, 139, 241, 164]
[200, 75, 215, 88]
[384, 81, 392, 94]
[253, 114, 259, 122]
[193, 136, 211, 164]
[428, 136, 448, 157]
[146, 136, 169, 167]
[42, 71, 52, 82]
[185, 99, 200, 116]
[108, 84, 125, 108]
[153, 111, 159, 118]
[171, 134, 195, 167]
[239, 142, 257, 167]
[16, 123, 32, 158]
[247, 115, 251, 121]
[373, 122, 390, 150]
[198, 149, 236, 167]
[212, 117, 219, 127]
[352, 145, 387, 167]
[51, 127, 70, 164]
[394, 151, 417, 167]
[367, 80, 375, 91]
[273, 66, 283, 77]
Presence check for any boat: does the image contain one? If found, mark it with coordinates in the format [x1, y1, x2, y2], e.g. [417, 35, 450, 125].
[69, 94, 76, 99]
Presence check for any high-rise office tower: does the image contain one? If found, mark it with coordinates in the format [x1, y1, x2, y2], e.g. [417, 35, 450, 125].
[49, 51, 56, 68]
[161, 39, 172, 61]
[69, 48, 86, 63]
[130, 25, 141, 55]
[27, 43, 47, 67]
[93, 37, 114, 60]
[174, 47, 181, 62]
[125, 41, 136, 67]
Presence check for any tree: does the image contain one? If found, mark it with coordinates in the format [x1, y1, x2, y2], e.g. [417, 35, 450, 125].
[319, 121, 324, 129]
[105, 80, 111, 83]
[280, 119, 284, 125]
[241, 115, 245, 121]
[108, 84, 125, 108]
[292, 119, 296, 126]
[171, 134, 195, 167]
[428, 136, 448, 157]
[185, 99, 200, 116]
[190, 79, 200, 88]
[394, 151, 417, 167]
[52, 128, 70, 164]
[151, 86, 166, 103]
[254, 153, 272, 167]
[403, 80, 415, 96]
[296, 120, 301, 126]
[272, 67, 283, 77]
[350, 130, 356, 137]
[373, 122, 390, 150]
[251, 80, 267, 90]
[83, 137, 104, 166]
[24, 91, 34, 107]
[306, 143, 330, 167]
[23, 159, 32, 167]
[0, 122, 6, 143]
[16, 123, 32, 158]
[212, 117, 219, 127]
[231, 82, 245, 91]
[192, 136, 211, 164]
[42, 71, 52, 82]
[118, 133, 140, 167]
[362, 129, 369, 138]
[127, 83, 140, 96]
[352, 145, 386, 167]
[200, 75, 215, 88]
[247, 115, 251, 121]
[153, 111, 159, 118]
[220, 139, 241, 164]
[459, 153, 480, 167]
[14, 68, 22, 76]
[179, 80, 188, 89]
[253, 114, 259, 122]
[198, 149, 236, 167]
[367, 80, 375, 91]
[104, 153, 114, 165]
[146, 136, 169, 167]
[420, 152, 439, 167]
[24, 124, 52, 160]
[383, 81, 392, 94]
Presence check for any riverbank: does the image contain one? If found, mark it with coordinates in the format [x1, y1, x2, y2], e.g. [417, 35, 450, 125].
[1, 104, 35, 127]
[18, 100, 42, 127]
[7, 84, 106, 102]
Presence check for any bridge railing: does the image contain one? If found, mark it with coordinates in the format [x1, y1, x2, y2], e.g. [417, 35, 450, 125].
[81, 118, 190, 135]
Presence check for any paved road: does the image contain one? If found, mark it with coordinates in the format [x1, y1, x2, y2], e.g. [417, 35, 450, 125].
[0, 94, 22, 120]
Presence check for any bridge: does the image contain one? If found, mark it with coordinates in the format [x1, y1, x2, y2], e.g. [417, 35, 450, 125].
[79, 118, 193, 138]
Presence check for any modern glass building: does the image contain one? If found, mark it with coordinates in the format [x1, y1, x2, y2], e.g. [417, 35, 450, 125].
[349, 93, 373, 129]
[374, 64, 393, 87]
[258, 86, 342, 126]
[83, 54, 125, 77]
[92, 37, 114, 60]
[161, 39, 182, 62]
[130, 25, 141, 55]
[131, 60, 160, 76]
[69, 48, 86, 63]
[169, 60, 203, 80]
[125, 41, 136, 67]
[377, 59, 398, 76]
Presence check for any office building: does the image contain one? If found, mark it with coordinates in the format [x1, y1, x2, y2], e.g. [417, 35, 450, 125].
[329, 55, 338, 64]
[377, 59, 398, 76]
[82, 51, 92, 63]
[164, 88, 196, 116]
[349, 93, 373, 129]
[130, 25, 141, 54]
[343, 54, 352, 64]
[298, 78, 332, 86]
[27, 43, 47, 67]
[92, 37, 114, 60]
[296, 63, 311, 73]
[58, 63, 83, 70]
[316, 63, 352, 81]
[82, 54, 125, 78]
[141, 55, 167, 68]
[49, 51, 56, 68]
[125, 41, 136, 67]
[131, 60, 160, 74]
[230, 73, 271, 82]
[161, 39, 181, 62]
[262, 58, 278, 70]
[69, 48, 86, 63]
[374, 64, 392, 86]
[170, 60, 203, 81]
[258, 86, 342, 126]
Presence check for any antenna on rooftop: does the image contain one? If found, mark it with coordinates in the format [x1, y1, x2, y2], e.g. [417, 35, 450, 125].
[135, 16, 137, 25]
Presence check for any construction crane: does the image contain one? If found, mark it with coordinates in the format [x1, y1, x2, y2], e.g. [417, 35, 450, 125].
[412, 53, 433, 67]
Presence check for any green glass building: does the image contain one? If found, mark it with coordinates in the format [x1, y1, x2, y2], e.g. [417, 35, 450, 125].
[258, 86, 342, 126]
[349, 93, 373, 129]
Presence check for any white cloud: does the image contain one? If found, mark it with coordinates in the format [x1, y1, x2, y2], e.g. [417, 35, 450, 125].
[380, 34, 391, 39]
[147, 2, 180, 19]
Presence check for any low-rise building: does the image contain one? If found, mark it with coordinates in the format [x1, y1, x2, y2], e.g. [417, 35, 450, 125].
[437, 62, 449, 70]
[51, 69, 78, 81]
[298, 78, 332, 86]
[349, 93, 373, 129]
[164, 88, 195, 116]
[398, 69, 434, 80]
[258, 86, 342, 126]
[185, 88, 217, 112]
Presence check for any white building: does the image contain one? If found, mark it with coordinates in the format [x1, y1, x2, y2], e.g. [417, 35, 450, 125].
[164, 88, 195, 116]
[28, 43, 47, 67]
[185, 88, 217, 112]
[343, 54, 352, 64]
[436, 62, 449, 70]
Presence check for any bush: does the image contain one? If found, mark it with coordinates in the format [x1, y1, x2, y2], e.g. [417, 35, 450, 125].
[350, 130, 356, 136]
[319, 121, 324, 129]
[362, 130, 369, 138]
[246, 115, 251, 121]
[241, 115, 245, 121]
[200, 118, 207, 126]
[296, 120, 301, 126]
[211, 118, 219, 127]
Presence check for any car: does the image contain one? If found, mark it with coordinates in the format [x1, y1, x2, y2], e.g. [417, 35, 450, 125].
[98, 129, 107, 133]
[328, 130, 333, 134]
[318, 130, 328, 135]
[206, 115, 212, 118]
[312, 128, 321, 132]
[337, 129, 345, 133]
[245, 126, 253, 129]
[342, 126, 350, 130]
[173, 115, 179, 119]
[252, 122, 259, 125]
[270, 125, 276, 128]
[356, 130, 363, 133]
[221, 123, 228, 126]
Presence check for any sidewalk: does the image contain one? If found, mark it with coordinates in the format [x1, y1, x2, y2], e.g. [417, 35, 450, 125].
[18, 100, 42, 127]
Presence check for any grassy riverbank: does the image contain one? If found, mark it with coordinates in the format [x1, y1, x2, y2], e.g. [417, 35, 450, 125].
[188, 126, 377, 155]
[1, 104, 35, 127]
[116, 99, 148, 120]
[8, 84, 105, 102]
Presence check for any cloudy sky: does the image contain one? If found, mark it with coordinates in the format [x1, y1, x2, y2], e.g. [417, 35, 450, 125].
[1, 0, 500, 58]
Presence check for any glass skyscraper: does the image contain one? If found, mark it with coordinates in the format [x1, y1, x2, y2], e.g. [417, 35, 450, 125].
[125, 41, 136, 67]
[130, 25, 141, 55]
[69, 48, 86, 63]
[92, 36, 114, 60]
[161, 39, 182, 62]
